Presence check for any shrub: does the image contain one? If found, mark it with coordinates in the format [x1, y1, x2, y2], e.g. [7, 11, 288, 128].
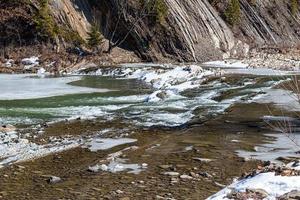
[87, 23, 104, 48]
[141, 0, 168, 24]
[224, 0, 241, 26]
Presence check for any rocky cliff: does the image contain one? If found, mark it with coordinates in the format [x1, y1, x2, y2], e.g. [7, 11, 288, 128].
[1, 0, 300, 63]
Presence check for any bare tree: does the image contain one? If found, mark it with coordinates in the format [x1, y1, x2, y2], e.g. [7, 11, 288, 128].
[106, 0, 156, 53]
[265, 75, 300, 150]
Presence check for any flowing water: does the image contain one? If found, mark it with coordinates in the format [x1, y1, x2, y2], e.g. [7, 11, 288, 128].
[1, 65, 300, 199]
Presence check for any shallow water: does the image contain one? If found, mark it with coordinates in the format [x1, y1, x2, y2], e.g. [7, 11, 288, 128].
[0, 67, 299, 165]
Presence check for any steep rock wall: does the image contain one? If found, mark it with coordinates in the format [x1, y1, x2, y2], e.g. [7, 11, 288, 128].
[1, 0, 300, 62]
[49, 0, 92, 40]
[237, 0, 300, 46]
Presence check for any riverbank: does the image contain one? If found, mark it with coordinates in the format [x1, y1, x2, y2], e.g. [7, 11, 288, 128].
[1, 47, 300, 75]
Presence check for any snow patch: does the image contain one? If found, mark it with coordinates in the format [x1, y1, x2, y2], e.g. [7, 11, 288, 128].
[89, 158, 146, 174]
[207, 172, 300, 200]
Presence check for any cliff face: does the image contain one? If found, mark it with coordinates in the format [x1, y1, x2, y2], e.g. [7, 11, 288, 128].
[1, 0, 300, 62]
[237, 0, 300, 46]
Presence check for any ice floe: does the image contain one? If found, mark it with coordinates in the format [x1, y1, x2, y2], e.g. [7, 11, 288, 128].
[237, 133, 300, 163]
[83, 138, 137, 152]
[0, 74, 110, 100]
[202, 60, 249, 69]
[253, 88, 300, 111]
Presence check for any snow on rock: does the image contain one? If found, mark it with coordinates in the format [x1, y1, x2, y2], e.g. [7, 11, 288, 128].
[37, 67, 46, 75]
[207, 172, 300, 200]
[0, 128, 138, 168]
[287, 161, 300, 170]
[207, 161, 300, 200]
[5, 59, 14, 67]
[88, 158, 146, 174]
[0, 131, 81, 166]
[37, 67, 49, 78]
[22, 56, 39, 65]
[22, 56, 39, 69]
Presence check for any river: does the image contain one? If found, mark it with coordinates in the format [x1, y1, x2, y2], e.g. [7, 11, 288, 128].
[0, 64, 299, 199]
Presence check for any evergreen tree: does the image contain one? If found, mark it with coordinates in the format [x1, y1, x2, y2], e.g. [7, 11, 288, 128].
[291, 0, 299, 16]
[224, 0, 241, 26]
[35, 0, 58, 39]
[87, 23, 104, 48]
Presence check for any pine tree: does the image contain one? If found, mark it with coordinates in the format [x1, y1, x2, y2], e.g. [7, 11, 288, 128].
[291, 0, 299, 16]
[87, 23, 103, 48]
[35, 0, 58, 39]
[224, 0, 241, 26]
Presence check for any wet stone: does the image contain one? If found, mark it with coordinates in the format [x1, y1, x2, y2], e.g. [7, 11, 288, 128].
[163, 172, 180, 177]
[180, 175, 193, 180]
[47, 176, 62, 184]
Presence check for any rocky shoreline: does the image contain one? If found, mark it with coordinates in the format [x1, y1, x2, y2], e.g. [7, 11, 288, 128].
[1, 47, 300, 75]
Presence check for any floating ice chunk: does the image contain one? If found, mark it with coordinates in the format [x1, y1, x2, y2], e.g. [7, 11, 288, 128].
[84, 138, 137, 152]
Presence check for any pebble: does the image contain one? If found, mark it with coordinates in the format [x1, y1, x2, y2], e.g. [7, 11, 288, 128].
[142, 163, 148, 168]
[163, 172, 180, 176]
[116, 190, 124, 194]
[48, 176, 62, 184]
[193, 157, 213, 162]
[190, 172, 199, 178]
[170, 177, 179, 184]
[199, 172, 213, 178]
[214, 181, 226, 188]
[120, 198, 130, 200]
[159, 165, 172, 169]
[180, 175, 193, 180]
[17, 165, 25, 169]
